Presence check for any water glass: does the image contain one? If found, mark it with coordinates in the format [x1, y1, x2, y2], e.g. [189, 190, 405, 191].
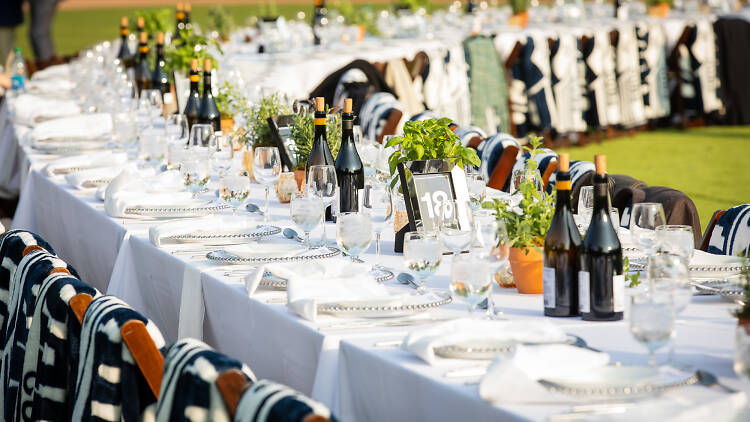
[450, 253, 490, 315]
[307, 165, 338, 245]
[655, 225, 694, 259]
[629, 290, 675, 366]
[189, 124, 214, 148]
[403, 231, 442, 294]
[735, 326, 750, 383]
[210, 134, 233, 176]
[363, 183, 392, 265]
[139, 133, 168, 166]
[437, 200, 474, 256]
[577, 186, 594, 223]
[167, 142, 189, 170]
[336, 212, 373, 261]
[219, 175, 251, 212]
[112, 111, 137, 151]
[648, 253, 691, 314]
[510, 168, 543, 194]
[180, 154, 210, 196]
[254, 147, 282, 222]
[466, 172, 486, 210]
[166, 114, 189, 143]
[630, 203, 667, 257]
[290, 192, 324, 248]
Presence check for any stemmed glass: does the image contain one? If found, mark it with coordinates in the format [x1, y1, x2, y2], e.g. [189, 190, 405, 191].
[466, 170, 486, 211]
[166, 114, 189, 142]
[648, 253, 691, 363]
[577, 186, 594, 226]
[290, 192, 324, 249]
[631, 203, 667, 258]
[219, 174, 251, 214]
[363, 183, 392, 267]
[437, 200, 474, 256]
[336, 212, 373, 261]
[403, 231, 442, 294]
[307, 165, 338, 246]
[188, 124, 214, 147]
[210, 134, 233, 177]
[473, 209, 510, 319]
[655, 225, 694, 259]
[510, 168, 543, 194]
[450, 253, 490, 316]
[629, 289, 675, 367]
[254, 147, 282, 223]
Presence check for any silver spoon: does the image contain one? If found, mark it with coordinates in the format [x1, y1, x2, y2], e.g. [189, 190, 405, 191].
[282, 228, 304, 243]
[696, 369, 737, 393]
[396, 272, 422, 290]
[246, 203, 265, 215]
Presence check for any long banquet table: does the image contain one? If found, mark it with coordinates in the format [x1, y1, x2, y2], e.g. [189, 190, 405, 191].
[3, 102, 749, 421]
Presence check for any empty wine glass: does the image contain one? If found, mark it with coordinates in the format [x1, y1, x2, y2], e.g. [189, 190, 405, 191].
[290, 192, 324, 248]
[336, 212, 373, 261]
[307, 165, 338, 246]
[210, 134, 233, 176]
[510, 168, 543, 194]
[219, 174, 251, 213]
[451, 253, 490, 316]
[437, 199, 474, 256]
[188, 123, 213, 147]
[254, 147, 282, 222]
[577, 186, 594, 223]
[631, 203, 667, 258]
[403, 231, 442, 294]
[166, 114, 189, 142]
[655, 225, 694, 259]
[629, 289, 675, 367]
[363, 183, 392, 266]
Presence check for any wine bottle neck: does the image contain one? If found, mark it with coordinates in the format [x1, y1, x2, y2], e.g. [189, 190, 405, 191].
[189, 71, 199, 91]
[592, 175, 611, 217]
[342, 113, 353, 143]
[202, 72, 212, 96]
[554, 172, 572, 210]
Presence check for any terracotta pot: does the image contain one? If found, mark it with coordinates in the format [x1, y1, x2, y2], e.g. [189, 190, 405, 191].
[357, 25, 366, 43]
[647, 2, 670, 17]
[740, 318, 750, 335]
[242, 149, 255, 180]
[220, 118, 235, 134]
[509, 246, 543, 294]
[293, 169, 306, 192]
[508, 11, 529, 28]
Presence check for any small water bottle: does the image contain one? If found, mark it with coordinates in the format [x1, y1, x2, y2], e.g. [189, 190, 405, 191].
[10, 48, 26, 92]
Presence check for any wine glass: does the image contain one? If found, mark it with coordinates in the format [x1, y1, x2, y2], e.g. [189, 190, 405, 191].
[210, 134, 233, 176]
[219, 174, 251, 214]
[450, 253, 490, 316]
[474, 209, 509, 318]
[307, 165, 338, 246]
[510, 168, 543, 194]
[655, 225, 694, 259]
[437, 199, 474, 256]
[466, 172, 486, 211]
[363, 183, 392, 266]
[629, 289, 675, 367]
[577, 186, 594, 223]
[166, 114, 189, 142]
[189, 124, 214, 148]
[630, 203, 667, 258]
[403, 231, 442, 294]
[336, 212, 373, 261]
[290, 192, 324, 249]
[254, 147, 282, 223]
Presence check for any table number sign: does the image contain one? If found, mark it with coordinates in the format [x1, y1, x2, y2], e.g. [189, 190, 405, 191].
[397, 159, 472, 233]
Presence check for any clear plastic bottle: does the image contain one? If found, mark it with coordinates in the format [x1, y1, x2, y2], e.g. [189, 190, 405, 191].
[10, 48, 26, 92]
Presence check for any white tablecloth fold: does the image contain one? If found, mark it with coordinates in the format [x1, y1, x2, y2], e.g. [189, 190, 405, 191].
[403, 319, 569, 365]
[12, 94, 81, 126]
[44, 151, 128, 176]
[479, 344, 610, 404]
[28, 113, 112, 143]
[104, 169, 191, 217]
[149, 216, 265, 247]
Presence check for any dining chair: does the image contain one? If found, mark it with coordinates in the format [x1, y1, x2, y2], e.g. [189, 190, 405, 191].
[476, 133, 520, 192]
[701, 204, 750, 255]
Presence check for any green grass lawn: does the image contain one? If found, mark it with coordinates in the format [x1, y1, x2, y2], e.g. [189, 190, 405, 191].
[558, 126, 750, 232]
[11, 5, 750, 232]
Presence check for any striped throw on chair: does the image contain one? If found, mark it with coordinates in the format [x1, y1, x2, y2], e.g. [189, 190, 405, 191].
[708, 204, 750, 256]
[235, 379, 337, 422]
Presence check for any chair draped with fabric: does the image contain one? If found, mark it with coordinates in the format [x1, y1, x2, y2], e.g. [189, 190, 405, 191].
[706, 204, 750, 256]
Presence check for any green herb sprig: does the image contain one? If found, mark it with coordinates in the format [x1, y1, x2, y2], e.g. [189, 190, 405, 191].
[164, 28, 221, 77]
[208, 6, 235, 42]
[214, 82, 250, 120]
[244, 93, 292, 148]
[289, 109, 342, 170]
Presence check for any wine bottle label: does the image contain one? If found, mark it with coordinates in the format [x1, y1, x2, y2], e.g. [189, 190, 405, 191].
[314, 118, 326, 125]
[556, 180, 571, 190]
[578, 271, 590, 313]
[189, 75, 200, 82]
[543, 267, 555, 308]
[613, 274, 625, 312]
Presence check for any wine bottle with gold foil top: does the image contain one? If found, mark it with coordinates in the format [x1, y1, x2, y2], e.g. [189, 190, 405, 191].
[306, 97, 336, 220]
[133, 17, 145, 69]
[312, 0, 327, 45]
[151, 32, 170, 97]
[335, 98, 364, 213]
[543, 153, 582, 317]
[134, 31, 151, 94]
[184, 3, 193, 31]
[174, 3, 185, 42]
[183, 59, 201, 131]
[579, 155, 624, 321]
[117, 16, 133, 69]
[198, 58, 220, 132]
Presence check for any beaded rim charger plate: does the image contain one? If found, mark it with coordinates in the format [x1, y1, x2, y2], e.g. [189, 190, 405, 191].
[318, 291, 452, 318]
[167, 225, 282, 244]
[125, 201, 230, 218]
[259, 267, 395, 289]
[206, 246, 341, 264]
[433, 334, 588, 360]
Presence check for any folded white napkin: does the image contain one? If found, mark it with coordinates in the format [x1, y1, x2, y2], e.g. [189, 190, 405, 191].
[479, 344, 610, 404]
[250, 260, 388, 321]
[26, 79, 76, 95]
[65, 164, 134, 189]
[404, 319, 569, 365]
[12, 94, 81, 126]
[29, 63, 70, 81]
[30, 113, 112, 143]
[149, 215, 262, 247]
[690, 249, 743, 277]
[44, 151, 128, 176]
[104, 169, 191, 217]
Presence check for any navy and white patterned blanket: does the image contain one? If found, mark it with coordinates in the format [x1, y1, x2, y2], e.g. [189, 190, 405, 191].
[155, 338, 256, 421]
[235, 379, 337, 422]
[72, 295, 166, 422]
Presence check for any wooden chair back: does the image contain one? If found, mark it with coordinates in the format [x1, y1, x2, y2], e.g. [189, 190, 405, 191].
[70, 293, 164, 399]
[540, 159, 558, 192]
[486, 144, 520, 191]
[378, 108, 403, 144]
[699, 209, 726, 252]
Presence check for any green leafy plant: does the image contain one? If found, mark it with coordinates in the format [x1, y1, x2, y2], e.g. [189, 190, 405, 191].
[624, 257, 641, 287]
[244, 93, 293, 148]
[385, 117, 481, 189]
[482, 137, 554, 252]
[164, 28, 221, 77]
[208, 6, 235, 42]
[289, 109, 342, 170]
[214, 82, 250, 120]
[132, 9, 172, 35]
[330, 1, 380, 36]
[732, 253, 750, 320]
[510, 0, 528, 14]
